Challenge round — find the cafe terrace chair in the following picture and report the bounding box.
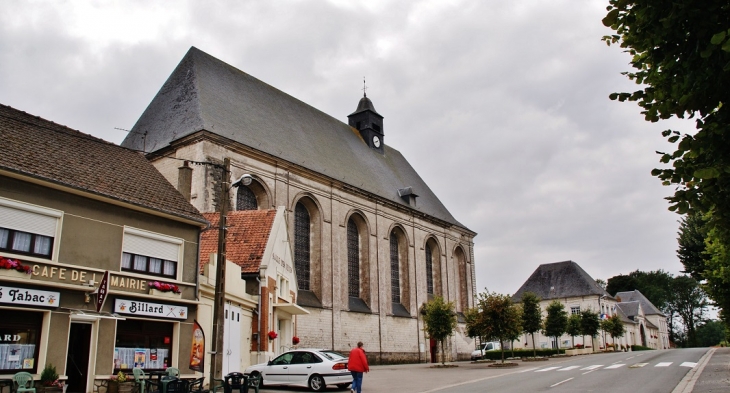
[13,372,36,393]
[132,368,150,393]
[223,373,245,393]
[165,368,180,378]
[187,377,207,393]
[162,378,187,393]
[244,374,260,393]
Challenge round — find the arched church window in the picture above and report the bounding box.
[425,245,434,295]
[390,232,400,303]
[294,202,310,290]
[236,186,257,210]
[347,218,359,298]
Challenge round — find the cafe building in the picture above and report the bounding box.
[0,104,207,393]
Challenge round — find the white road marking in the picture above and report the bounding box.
[655,362,672,367]
[518,367,539,373]
[680,362,697,368]
[550,378,574,387]
[629,363,648,368]
[604,364,625,369]
[558,366,580,371]
[580,365,603,371]
[535,367,560,372]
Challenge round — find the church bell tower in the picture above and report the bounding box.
[348,88,384,154]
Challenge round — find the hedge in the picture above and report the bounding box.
[477,348,565,360]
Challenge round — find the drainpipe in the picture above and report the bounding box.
[256,276,262,364]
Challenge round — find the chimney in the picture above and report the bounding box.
[178,161,193,201]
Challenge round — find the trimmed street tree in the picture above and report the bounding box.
[580,310,601,349]
[521,292,542,357]
[601,314,625,350]
[544,300,568,350]
[670,275,708,347]
[469,291,522,363]
[422,296,458,365]
[566,314,582,348]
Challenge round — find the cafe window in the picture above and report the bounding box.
[0,197,61,259]
[114,319,173,371]
[122,228,182,279]
[0,309,43,373]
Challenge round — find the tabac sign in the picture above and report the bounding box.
[0,286,60,307]
[114,299,188,320]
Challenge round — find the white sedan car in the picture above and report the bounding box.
[244,349,352,391]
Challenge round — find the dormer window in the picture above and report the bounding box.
[398,187,418,206]
[355,121,361,129]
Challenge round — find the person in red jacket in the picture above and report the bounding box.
[347,341,369,393]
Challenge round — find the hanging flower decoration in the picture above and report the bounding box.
[0,256,32,274]
[292,336,300,345]
[267,331,278,340]
[148,281,181,294]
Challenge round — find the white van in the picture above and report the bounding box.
[470,341,501,360]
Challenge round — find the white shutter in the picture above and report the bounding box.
[0,204,59,237]
[123,233,180,262]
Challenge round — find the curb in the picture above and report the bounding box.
[671,347,716,393]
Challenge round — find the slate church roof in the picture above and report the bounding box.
[512,260,610,301]
[121,47,469,230]
[0,104,206,225]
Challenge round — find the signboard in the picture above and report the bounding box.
[0,286,60,307]
[189,320,205,372]
[95,271,109,312]
[114,299,188,320]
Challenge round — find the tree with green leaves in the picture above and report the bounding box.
[702,227,730,327]
[468,291,522,363]
[566,314,582,348]
[670,275,708,347]
[543,300,568,350]
[677,214,709,281]
[600,314,625,350]
[603,0,730,329]
[580,310,601,349]
[696,320,728,347]
[520,292,542,357]
[422,296,458,365]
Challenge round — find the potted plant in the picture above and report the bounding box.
[0,256,32,279]
[107,371,133,393]
[292,336,300,345]
[40,363,63,393]
[267,330,278,340]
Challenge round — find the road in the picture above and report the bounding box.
[255,348,715,393]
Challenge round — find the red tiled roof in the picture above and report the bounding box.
[200,210,276,274]
[0,104,206,225]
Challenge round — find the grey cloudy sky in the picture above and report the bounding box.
[0,0,692,295]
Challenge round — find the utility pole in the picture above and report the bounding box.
[210,158,230,386]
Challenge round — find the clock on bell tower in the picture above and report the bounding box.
[347,87,384,154]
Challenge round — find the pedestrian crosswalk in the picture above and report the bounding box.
[527,361,696,373]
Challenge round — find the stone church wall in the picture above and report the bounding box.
[151,139,476,363]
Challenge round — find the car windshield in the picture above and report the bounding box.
[318,350,347,361]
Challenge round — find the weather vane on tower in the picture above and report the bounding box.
[362,77,368,97]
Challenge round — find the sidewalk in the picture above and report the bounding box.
[689,347,730,393]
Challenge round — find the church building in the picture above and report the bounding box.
[121,47,477,363]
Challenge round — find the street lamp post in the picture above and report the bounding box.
[208,158,252,387]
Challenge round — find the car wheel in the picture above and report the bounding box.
[308,374,326,392]
[249,372,263,388]
[336,383,351,390]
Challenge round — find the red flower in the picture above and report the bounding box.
[0,256,32,274]
[148,281,181,294]
[292,336,300,345]
[267,331,278,340]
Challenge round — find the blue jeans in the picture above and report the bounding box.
[351,371,363,393]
